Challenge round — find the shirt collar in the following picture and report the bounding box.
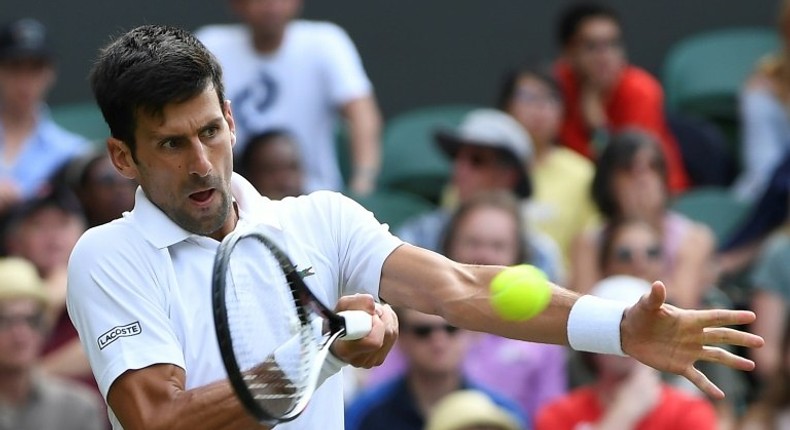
[128,172,281,249]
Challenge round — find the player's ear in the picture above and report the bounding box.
[224,100,237,148]
[107,137,139,180]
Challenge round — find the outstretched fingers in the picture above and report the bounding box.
[703,327,765,349]
[683,366,725,400]
[699,345,756,371]
[692,308,758,330]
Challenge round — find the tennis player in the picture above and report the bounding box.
[66,24,763,430]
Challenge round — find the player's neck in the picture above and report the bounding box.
[406,370,462,417]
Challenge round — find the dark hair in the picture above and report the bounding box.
[591,129,668,219]
[440,190,530,264]
[236,128,297,177]
[495,64,561,111]
[90,25,225,159]
[557,1,621,47]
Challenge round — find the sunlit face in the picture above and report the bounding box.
[245,135,303,200]
[0,299,46,372]
[449,206,520,266]
[604,222,663,282]
[566,17,626,90]
[452,145,518,202]
[611,147,666,218]
[9,207,85,277]
[230,0,302,37]
[0,58,54,113]
[109,85,236,239]
[506,75,563,147]
[398,309,468,376]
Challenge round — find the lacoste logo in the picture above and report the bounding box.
[296,266,315,279]
[97,321,142,350]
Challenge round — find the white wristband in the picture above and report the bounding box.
[567,295,629,356]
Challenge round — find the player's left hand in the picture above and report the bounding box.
[330,294,398,368]
[621,281,764,399]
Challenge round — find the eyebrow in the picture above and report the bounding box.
[145,116,225,142]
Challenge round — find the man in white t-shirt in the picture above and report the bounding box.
[195,0,381,195]
[67,24,763,430]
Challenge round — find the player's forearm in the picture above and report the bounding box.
[108,367,269,430]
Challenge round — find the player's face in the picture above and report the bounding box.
[109,85,237,239]
[506,75,563,147]
[567,17,626,90]
[0,299,45,372]
[449,206,520,266]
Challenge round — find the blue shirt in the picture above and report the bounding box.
[344,375,527,430]
[0,106,90,198]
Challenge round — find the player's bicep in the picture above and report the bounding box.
[107,364,187,430]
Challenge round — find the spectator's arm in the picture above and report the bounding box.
[668,223,716,309]
[750,288,786,380]
[341,95,382,196]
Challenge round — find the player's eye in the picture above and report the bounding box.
[202,126,220,139]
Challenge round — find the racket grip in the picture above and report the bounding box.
[338,310,373,340]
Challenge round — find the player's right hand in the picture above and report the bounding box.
[331,294,398,368]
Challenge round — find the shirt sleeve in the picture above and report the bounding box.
[313,191,402,300]
[66,226,186,400]
[319,23,373,106]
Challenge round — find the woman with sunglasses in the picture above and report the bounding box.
[570,129,717,310]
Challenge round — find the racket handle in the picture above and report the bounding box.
[338,310,373,340]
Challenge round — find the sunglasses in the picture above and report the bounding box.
[404,323,460,339]
[613,245,662,263]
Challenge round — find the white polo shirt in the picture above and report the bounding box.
[66,173,402,429]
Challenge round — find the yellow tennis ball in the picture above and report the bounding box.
[490,264,551,321]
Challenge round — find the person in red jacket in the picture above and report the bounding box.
[554,2,689,192]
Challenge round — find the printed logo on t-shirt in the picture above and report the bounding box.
[97,321,142,350]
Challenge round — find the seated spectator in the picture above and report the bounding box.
[535,275,718,430]
[748,226,790,382]
[0,18,89,212]
[553,2,688,192]
[497,65,599,271]
[1,188,94,390]
[344,308,525,430]
[60,151,136,227]
[235,129,304,199]
[358,192,567,422]
[196,0,382,195]
[571,129,715,309]
[0,257,104,430]
[731,0,790,203]
[397,108,563,282]
[739,315,790,430]
[425,390,522,430]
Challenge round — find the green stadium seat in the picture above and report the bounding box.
[662,27,779,153]
[378,104,481,204]
[350,189,435,231]
[50,101,109,148]
[670,186,752,245]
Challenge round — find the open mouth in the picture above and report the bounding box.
[189,189,215,204]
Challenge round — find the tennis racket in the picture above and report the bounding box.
[212,223,372,426]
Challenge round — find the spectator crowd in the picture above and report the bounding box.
[2,0,790,429]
